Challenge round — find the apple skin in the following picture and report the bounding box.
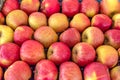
[29,12,47,30]
[20,40,45,65]
[2,0,19,16]
[112,13,120,29]
[117,48,120,56]
[47,42,71,65]
[110,66,120,80]
[0,12,5,24]
[20,0,40,15]
[104,29,120,49]
[0,43,20,68]
[59,28,81,48]
[34,26,58,48]
[14,26,34,45]
[62,0,80,17]
[80,0,99,17]
[82,27,104,48]
[0,25,14,45]
[100,0,120,17]
[0,67,3,80]
[59,61,82,80]
[41,0,60,17]
[70,13,90,32]
[34,59,58,80]
[96,45,118,68]
[91,14,112,32]
[4,61,32,80]
[84,62,111,80]
[6,10,28,30]
[48,13,69,32]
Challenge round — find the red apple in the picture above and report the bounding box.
[62,0,80,17]
[0,67,3,80]
[72,42,96,67]
[20,40,45,65]
[34,59,58,80]
[2,0,19,16]
[14,26,34,45]
[4,61,32,80]
[91,14,112,32]
[84,62,111,80]
[59,28,81,48]
[0,43,20,68]
[0,12,5,24]
[41,0,60,17]
[47,42,71,65]
[112,13,120,29]
[20,0,40,15]
[59,61,82,80]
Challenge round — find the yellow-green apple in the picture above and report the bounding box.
[62,0,80,17]
[2,0,19,16]
[91,14,112,32]
[59,28,81,48]
[80,0,99,17]
[84,62,111,80]
[34,26,58,48]
[29,12,47,30]
[72,42,96,67]
[6,10,28,30]
[112,13,120,29]
[20,0,40,15]
[110,66,120,80]
[82,27,104,48]
[104,29,120,49]
[0,43,20,68]
[0,67,3,80]
[59,61,82,80]
[47,42,71,65]
[70,13,90,32]
[96,45,118,68]
[41,0,60,17]
[0,12,5,24]
[48,13,69,32]
[100,0,120,17]
[20,40,45,65]
[0,25,14,45]
[14,26,34,45]
[4,61,32,80]
[34,59,58,80]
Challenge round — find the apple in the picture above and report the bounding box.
[34,59,58,80]
[91,14,112,32]
[84,62,111,80]
[59,61,82,80]
[72,42,96,67]
[59,28,81,48]
[41,0,60,17]
[100,0,120,17]
[104,29,120,49]
[29,12,47,30]
[14,26,34,45]
[70,13,90,32]
[117,48,120,56]
[48,13,69,32]
[82,27,104,48]
[4,61,32,80]
[112,13,120,29]
[2,0,19,16]
[96,45,118,68]
[110,66,120,80]
[20,40,45,65]
[0,67,3,80]
[0,12,5,24]
[62,0,80,17]
[0,43,20,68]
[6,10,28,30]
[47,42,71,65]
[20,0,40,15]
[0,25,13,45]
[80,0,99,17]
[34,26,58,48]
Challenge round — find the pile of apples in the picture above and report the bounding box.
[0,0,120,80]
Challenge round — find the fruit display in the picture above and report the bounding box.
[0,0,120,80]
